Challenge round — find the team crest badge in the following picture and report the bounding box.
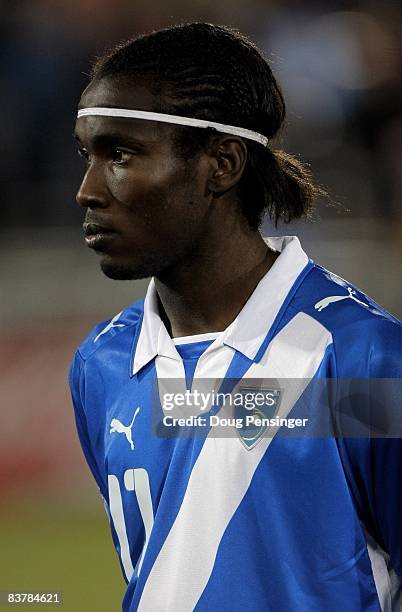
[235,385,281,450]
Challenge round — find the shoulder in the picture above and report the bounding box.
[73,297,144,363]
[290,263,402,376]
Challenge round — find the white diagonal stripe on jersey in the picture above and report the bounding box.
[365,528,401,612]
[138,313,332,611]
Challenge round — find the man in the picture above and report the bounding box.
[70,23,401,611]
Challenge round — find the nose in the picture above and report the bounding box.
[76,161,109,209]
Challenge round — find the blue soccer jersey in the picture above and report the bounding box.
[69,236,402,611]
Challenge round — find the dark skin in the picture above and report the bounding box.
[75,76,278,338]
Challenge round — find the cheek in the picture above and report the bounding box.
[106,164,205,231]
[105,159,181,205]
[106,169,144,205]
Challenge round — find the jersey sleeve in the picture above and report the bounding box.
[336,320,402,583]
[366,324,402,583]
[69,349,135,582]
[69,349,108,500]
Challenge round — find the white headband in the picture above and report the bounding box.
[77,107,269,147]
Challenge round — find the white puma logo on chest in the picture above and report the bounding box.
[110,407,140,450]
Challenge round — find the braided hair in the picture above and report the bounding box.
[91,22,320,229]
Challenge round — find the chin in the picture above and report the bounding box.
[97,240,196,281]
[99,255,166,281]
[99,261,150,280]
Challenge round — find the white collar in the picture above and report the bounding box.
[132,236,309,375]
[173,332,221,345]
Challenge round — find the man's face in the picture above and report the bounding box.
[74,77,213,280]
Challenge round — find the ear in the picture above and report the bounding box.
[206,136,248,196]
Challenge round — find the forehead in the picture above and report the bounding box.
[79,76,156,110]
[76,77,170,142]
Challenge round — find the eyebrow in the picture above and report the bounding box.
[73,130,152,149]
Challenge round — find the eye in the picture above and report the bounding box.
[77,147,89,163]
[111,148,134,165]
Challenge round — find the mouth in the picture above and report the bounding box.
[83,223,118,250]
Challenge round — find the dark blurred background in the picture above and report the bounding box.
[1,1,401,610]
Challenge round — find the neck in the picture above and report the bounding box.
[154,222,278,338]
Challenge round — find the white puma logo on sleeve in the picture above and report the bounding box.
[314,287,369,312]
[94,311,125,342]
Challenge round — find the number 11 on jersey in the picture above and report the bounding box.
[108,468,154,581]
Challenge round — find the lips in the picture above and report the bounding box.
[83,222,114,236]
[83,222,117,249]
